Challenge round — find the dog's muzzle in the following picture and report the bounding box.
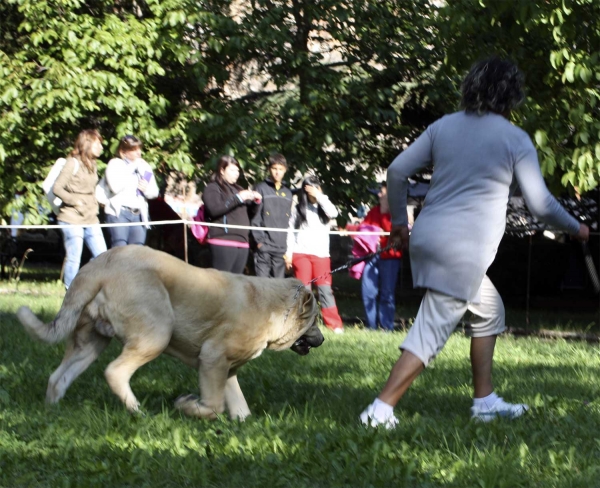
[291,325,325,356]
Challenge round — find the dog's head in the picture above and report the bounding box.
[289,287,324,356]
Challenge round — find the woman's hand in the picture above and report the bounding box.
[574,223,590,242]
[389,225,410,252]
[137,179,149,194]
[284,254,293,271]
[304,185,322,199]
[238,190,255,201]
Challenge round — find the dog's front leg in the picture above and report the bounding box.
[224,374,251,421]
[175,342,230,419]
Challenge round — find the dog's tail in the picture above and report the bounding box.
[16,275,103,344]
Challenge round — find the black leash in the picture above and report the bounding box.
[284,244,396,324]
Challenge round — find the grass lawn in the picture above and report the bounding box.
[1,268,600,487]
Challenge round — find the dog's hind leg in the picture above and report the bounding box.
[46,324,111,404]
[104,333,171,412]
[224,374,251,420]
[175,342,230,419]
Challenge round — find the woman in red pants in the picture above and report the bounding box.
[284,176,344,333]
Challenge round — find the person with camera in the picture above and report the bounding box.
[360,57,590,428]
[103,135,159,247]
[203,155,262,274]
[251,153,294,278]
[285,175,344,333]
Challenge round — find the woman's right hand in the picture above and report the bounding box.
[389,225,410,252]
[574,223,590,242]
[238,190,255,201]
[284,254,293,271]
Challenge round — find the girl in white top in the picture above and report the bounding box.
[285,175,343,332]
[104,135,159,246]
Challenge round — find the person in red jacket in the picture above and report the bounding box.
[360,182,402,331]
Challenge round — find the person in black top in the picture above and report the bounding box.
[251,154,294,278]
[202,156,262,273]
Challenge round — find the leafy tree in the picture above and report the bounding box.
[0,0,205,222]
[7,0,598,227]
[1,0,442,224]
[438,0,600,194]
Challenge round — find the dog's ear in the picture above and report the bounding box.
[296,287,318,324]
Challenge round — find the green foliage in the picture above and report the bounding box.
[439,0,600,193]
[1,0,599,226]
[0,0,441,225]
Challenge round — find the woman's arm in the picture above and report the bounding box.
[137,160,159,199]
[52,157,81,205]
[105,158,130,194]
[514,139,580,235]
[202,183,244,220]
[387,127,434,227]
[316,193,338,219]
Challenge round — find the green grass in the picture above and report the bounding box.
[2,271,600,486]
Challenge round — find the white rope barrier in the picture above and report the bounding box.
[0,220,391,235]
[0,221,596,236]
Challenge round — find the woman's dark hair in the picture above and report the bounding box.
[117,135,142,157]
[295,175,329,228]
[460,57,525,115]
[212,155,243,192]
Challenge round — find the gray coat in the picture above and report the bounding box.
[387,111,580,302]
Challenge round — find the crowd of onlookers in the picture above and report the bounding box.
[47,133,400,335]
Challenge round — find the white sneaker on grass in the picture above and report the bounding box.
[471,397,529,422]
[359,404,399,429]
[333,328,344,334]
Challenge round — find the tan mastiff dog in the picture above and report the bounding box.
[16,246,324,420]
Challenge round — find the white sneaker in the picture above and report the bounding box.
[359,404,399,429]
[333,328,344,334]
[471,397,529,422]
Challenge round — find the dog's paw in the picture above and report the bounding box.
[175,393,199,405]
[125,400,141,413]
[174,394,219,419]
[131,408,147,418]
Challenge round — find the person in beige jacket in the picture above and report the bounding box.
[52,129,107,288]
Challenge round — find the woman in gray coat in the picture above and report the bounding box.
[360,58,589,428]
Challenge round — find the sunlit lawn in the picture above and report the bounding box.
[1,266,600,486]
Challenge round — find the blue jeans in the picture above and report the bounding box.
[361,255,401,330]
[59,221,107,288]
[106,208,147,247]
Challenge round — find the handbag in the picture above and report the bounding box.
[191,205,209,244]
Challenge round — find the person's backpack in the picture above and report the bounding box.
[42,157,79,214]
[95,175,112,207]
[191,205,209,244]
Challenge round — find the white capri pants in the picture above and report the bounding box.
[401,275,505,367]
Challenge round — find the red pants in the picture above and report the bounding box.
[292,253,343,330]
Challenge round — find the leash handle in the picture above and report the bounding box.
[581,242,600,294]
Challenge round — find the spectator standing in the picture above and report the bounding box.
[104,135,159,247]
[359,182,403,331]
[52,129,107,289]
[360,57,589,428]
[285,175,344,333]
[251,154,294,278]
[203,155,262,274]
